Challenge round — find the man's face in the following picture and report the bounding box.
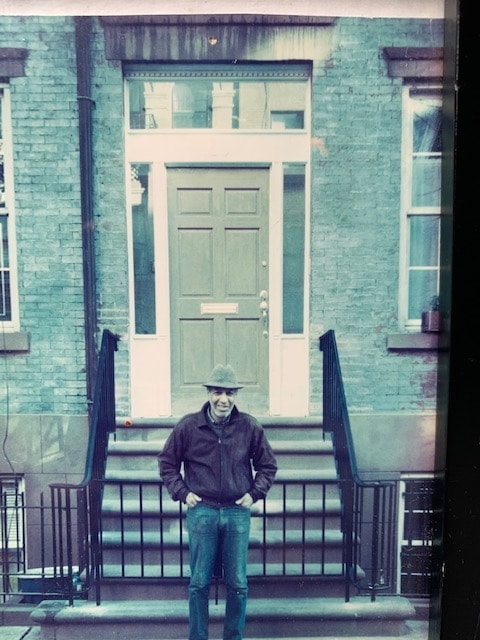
[207,387,237,423]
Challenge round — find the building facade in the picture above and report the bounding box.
[0,5,449,502]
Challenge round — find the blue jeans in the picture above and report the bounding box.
[186,503,251,640]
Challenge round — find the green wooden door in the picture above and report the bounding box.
[168,167,269,415]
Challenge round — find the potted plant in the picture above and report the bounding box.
[421,294,442,333]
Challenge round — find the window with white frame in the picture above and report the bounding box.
[400,86,442,331]
[0,84,18,329]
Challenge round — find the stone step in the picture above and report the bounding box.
[30,596,417,639]
[104,467,339,484]
[109,439,332,454]
[97,572,349,600]
[100,564,346,582]
[100,527,345,567]
[101,528,343,549]
[101,496,341,518]
[116,417,324,429]
[113,419,326,443]
[107,438,335,471]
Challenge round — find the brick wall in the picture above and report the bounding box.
[310,17,444,413]
[0,15,446,420]
[2,16,86,415]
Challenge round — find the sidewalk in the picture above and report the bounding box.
[0,619,431,640]
[1,627,42,640]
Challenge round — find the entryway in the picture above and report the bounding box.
[125,64,311,418]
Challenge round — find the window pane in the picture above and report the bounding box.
[0,269,11,321]
[283,164,305,334]
[173,81,212,128]
[131,164,156,334]
[0,216,9,268]
[0,92,4,208]
[0,215,11,319]
[412,156,441,207]
[0,88,14,324]
[409,216,440,267]
[413,101,442,153]
[413,97,442,153]
[411,95,442,208]
[128,77,307,130]
[408,269,438,319]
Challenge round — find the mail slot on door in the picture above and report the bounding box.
[201,303,239,314]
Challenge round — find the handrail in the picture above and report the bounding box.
[48,329,119,605]
[50,329,119,490]
[320,329,378,488]
[319,329,397,601]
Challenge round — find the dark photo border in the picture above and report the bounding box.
[440,0,480,637]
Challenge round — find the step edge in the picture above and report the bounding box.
[116,417,324,429]
[30,596,416,625]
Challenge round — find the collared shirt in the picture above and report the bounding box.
[207,405,231,437]
[158,402,278,507]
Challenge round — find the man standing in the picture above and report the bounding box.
[159,364,278,640]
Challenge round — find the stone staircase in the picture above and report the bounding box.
[30,418,418,639]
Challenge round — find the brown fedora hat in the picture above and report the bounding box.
[203,364,243,390]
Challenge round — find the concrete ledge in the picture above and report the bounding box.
[387,331,448,350]
[108,438,332,455]
[31,596,417,639]
[0,331,30,352]
[350,413,442,479]
[0,601,38,625]
[105,467,338,483]
[116,416,324,428]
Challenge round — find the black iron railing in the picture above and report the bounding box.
[0,328,439,605]
[99,475,341,581]
[3,329,119,606]
[320,329,398,601]
[48,329,118,605]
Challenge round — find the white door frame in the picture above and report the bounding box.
[126,131,310,417]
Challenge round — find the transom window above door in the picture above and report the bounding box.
[125,63,310,131]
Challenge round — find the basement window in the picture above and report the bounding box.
[398,475,442,597]
[0,476,25,553]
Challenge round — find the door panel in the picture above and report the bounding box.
[179,319,214,383]
[225,230,259,294]
[178,229,213,295]
[168,167,269,415]
[226,319,261,382]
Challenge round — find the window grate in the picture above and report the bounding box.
[0,476,25,551]
[399,476,443,596]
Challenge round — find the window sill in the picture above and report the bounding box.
[387,331,449,351]
[0,332,30,353]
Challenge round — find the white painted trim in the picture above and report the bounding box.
[399,84,443,332]
[398,85,412,331]
[269,163,283,416]
[127,132,310,163]
[4,0,445,19]
[126,136,311,417]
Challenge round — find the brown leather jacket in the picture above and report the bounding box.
[158,403,278,507]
